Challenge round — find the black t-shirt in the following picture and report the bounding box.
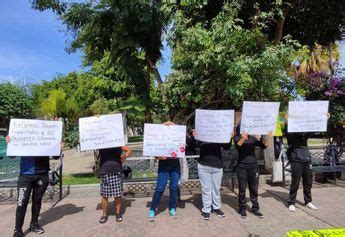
[158,158,180,172]
[284,125,312,163]
[198,142,231,169]
[234,135,267,168]
[99,147,122,175]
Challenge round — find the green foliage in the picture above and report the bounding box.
[0,83,33,122]
[64,121,79,148]
[166,3,299,121]
[238,0,344,46]
[89,98,111,115]
[38,89,67,118]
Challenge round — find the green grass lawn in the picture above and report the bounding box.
[128,136,143,143]
[63,170,157,185]
[63,173,99,185]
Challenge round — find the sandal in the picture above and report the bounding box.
[99,216,108,224]
[116,213,123,222]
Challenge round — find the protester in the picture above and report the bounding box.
[192,129,233,220]
[186,128,197,156]
[98,145,132,223]
[234,125,272,219]
[6,136,63,237]
[148,121,186,222]
[283,113,330,212]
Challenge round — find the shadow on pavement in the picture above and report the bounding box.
[260,189,305,207]
[145,194,203,216]
[96,198,135,216]
[145,192,240,216]
[39,203,85,226]
[222,192,240,211]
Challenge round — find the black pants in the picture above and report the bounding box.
[237,166,259,211]
[15,174,49,231]
[289,161,312,205]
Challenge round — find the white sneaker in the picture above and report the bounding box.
[306,203,318,210]
[288,205,296,212]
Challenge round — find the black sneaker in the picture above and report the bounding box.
[253,210,264,219]
[13,229,24,237]
[99,215,108,224]
[213,209,225,218]
[116,213,123,222]
[239,210,247,219]
[201,212,210,220]
[29,223,45,234]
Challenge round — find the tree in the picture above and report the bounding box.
[166,3,298,123]
[89,97,111,115]
[31,0,169,122]
[0,83,34,128]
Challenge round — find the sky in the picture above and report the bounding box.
[0,1,172,83]
[0,1,343,84]
[0,1,83,83]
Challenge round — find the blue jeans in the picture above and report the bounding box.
[150,160,180,211]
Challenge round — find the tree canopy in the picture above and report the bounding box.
[28,0,344,146]
[0,83,34,127]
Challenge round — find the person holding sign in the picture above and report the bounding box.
[98,145,132,223]
[192,129,233,220]
[148,121,182,222]
[6,136,63,237]
[284,112,330,212]
[234,125,272,219]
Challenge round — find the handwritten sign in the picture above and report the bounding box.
[6,119,63,156]
[79,114,125,151]
[143,123,186,158]
[195,109,234,143]
[240,101,280,135]
[288,101,329,132]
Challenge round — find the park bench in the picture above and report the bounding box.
[282,145,345,186]
[0,137,64,206]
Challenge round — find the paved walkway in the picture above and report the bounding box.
[62,144,143,174]
[1,184,344,236]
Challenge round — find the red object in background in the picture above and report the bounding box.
[180,146,185,153]
[171,152,177,157]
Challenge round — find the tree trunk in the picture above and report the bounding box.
[145,54,167,104]
[172,107,189,124]
[183,98,226,123]
[274,18,284,44]
[145,62,153,123]
[274,0,296,45]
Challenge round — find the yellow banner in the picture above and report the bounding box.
[286,229,345,237]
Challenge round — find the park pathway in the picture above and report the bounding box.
[1,183,344,236]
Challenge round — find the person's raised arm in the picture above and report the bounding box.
[155,156,167,161]
[236,132,248,147]
[263,130,273,147]
[121,146,132,162]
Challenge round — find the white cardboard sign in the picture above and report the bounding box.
[240,101,280,135]
[6,119,63,157]
[143,123,186,158]
[79,114,125,151]
[195,109,234,143]
[288,101,329,132]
